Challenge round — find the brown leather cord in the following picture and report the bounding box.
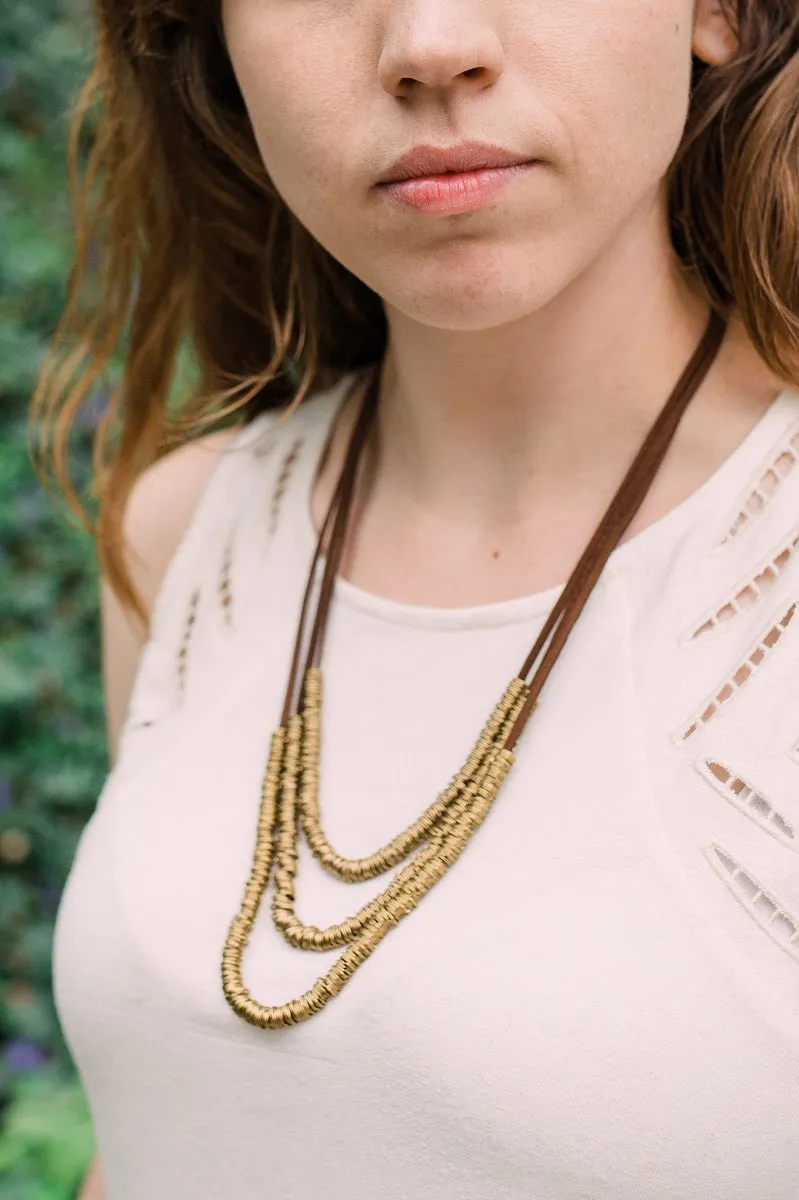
[280,371,379,724]
[279,420,350,724]
[305,372,380,672]
[506,307,728,748]
[282,309,727,749]
[514,311,726,681]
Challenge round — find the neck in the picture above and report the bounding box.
[313,202,785,607]
[374,208,779,531]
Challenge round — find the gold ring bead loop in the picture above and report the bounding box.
[221,310,729,1029]
[271,675,529,953]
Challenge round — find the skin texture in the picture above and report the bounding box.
[220,0,785,606]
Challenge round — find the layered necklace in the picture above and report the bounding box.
[221,310,728,1029]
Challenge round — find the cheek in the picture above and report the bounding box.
[550,8,692,211]
[222,13,361,214]
[220,0,695,293]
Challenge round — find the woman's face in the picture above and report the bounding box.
[220,0,735,331]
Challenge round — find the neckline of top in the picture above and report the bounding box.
[268,372,799,633]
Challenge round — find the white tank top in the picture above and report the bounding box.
[53,372,799,1199]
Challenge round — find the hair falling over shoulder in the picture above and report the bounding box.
[28,0,799,630]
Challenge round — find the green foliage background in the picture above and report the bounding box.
[3,2,119,1195]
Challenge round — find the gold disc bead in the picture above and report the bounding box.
[298,670,526,881]
[221,728,285,1001]
[221,682,523,1027]
[270,713,303,930]
[274,677,528,950]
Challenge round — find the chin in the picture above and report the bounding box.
[366,233,574,331]
[386,273,566,332]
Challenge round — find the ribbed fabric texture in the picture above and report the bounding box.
[53,374,799,1199]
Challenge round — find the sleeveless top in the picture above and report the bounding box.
[53,372,799,1200]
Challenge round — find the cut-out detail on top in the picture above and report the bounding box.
[269,437,304,537]
[686,525,799,640]
[695,758,796,847]
[219,534,235,627]
[717,421,799,546]
[677,602,797,741]
[704,843,799,963]
[176,587,201,697]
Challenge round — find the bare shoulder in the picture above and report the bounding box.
[100,426,243,765]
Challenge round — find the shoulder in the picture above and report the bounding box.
[101,374,361,756]
[100,423,254,761]
[121,426,248,622]
[112,373,358,621]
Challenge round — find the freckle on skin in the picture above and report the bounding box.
[492,550,500,560]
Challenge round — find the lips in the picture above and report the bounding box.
[377,141,536,185]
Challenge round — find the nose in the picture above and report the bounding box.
[378,1,504,98]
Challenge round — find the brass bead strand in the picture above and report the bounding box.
[274,678,530,952]
[221,742,516,1030]
[279,742,507,953]
[222,668,531,1021]
[417,678,530,850]
[298,670,527,881]
[407,747,515,884]
[270,713,304,934]
[220,728,286,1006]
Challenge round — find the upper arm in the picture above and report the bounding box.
[99,427,242,767]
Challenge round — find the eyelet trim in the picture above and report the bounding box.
[717,420,799,547]
[219,534,235,627]
[677,602,797,741]
[704,843,799,962]
[269,437,304,537]
[686,526,799,641]
[176,587,201,697]
[695,758,796,847]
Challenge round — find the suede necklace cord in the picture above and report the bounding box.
[221,308,729,1029]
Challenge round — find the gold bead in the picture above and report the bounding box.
[221,674,527,1027]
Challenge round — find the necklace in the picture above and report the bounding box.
[221,310,728,1029]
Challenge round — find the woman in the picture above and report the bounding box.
[33,0,799,1196]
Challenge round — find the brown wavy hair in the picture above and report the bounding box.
[28,0,799,631]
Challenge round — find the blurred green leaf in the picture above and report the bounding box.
[0,1074,94,1195]
[1,3,108,1195]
